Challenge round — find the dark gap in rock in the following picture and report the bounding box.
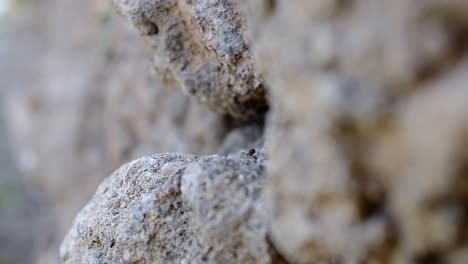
[142,21,159,36]
[266,235,290,264]
[332,117,387,220]
[413,251,443,264]
[218,111,266,154]
[452,133,468,206]
[264,0,277,18]
[333,0,355,17]
[416,12,468,84]
[232,85,270,120]
[222,110,266,131]
[449,133,468,245]
[353,161,387,220]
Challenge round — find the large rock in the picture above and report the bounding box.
[60,152,271,263]
[113,0,268,119]
[2,0,239,262]
[12,0,468,263]
[240,0,468,263]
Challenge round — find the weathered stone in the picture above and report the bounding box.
[60,152,271,264]
[240,0,468,263]
[9,0,468,263]
[2,1,232,262]
[181,153,270,263]
[113,0,267,119]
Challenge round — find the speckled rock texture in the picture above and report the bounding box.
[113,0,267,119]
[3,1,262,262]
[60,152,271,264]
[239,0,468,263]
[50,0,468,263]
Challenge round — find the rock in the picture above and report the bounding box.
[113,0,268,119]
[3,1,268,261]
[11,0,468,263]
[239,0,468,263]
[61,152,271,264]
[101,46,228,162]
[4,0,229,235]
[3,0,233,261]
[181,153,270,263]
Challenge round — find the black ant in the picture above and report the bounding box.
[239,148,257,160]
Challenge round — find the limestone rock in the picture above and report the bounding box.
[60,152,271,264]
[240,0,468,263]
[113,0,267,119]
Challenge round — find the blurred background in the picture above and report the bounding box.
[0,0,236,263]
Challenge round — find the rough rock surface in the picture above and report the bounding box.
[10,0,468,263]
[61,152,271,264]
[240,0,468,263]
[113,0,267,119]
[2,0,261,262]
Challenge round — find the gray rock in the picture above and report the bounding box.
[239,0,468,263]
[60,153,271,264]
[3,2,230,260]
[113,0,267,119]
[181,154,270,263]
[4,2,263,260]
